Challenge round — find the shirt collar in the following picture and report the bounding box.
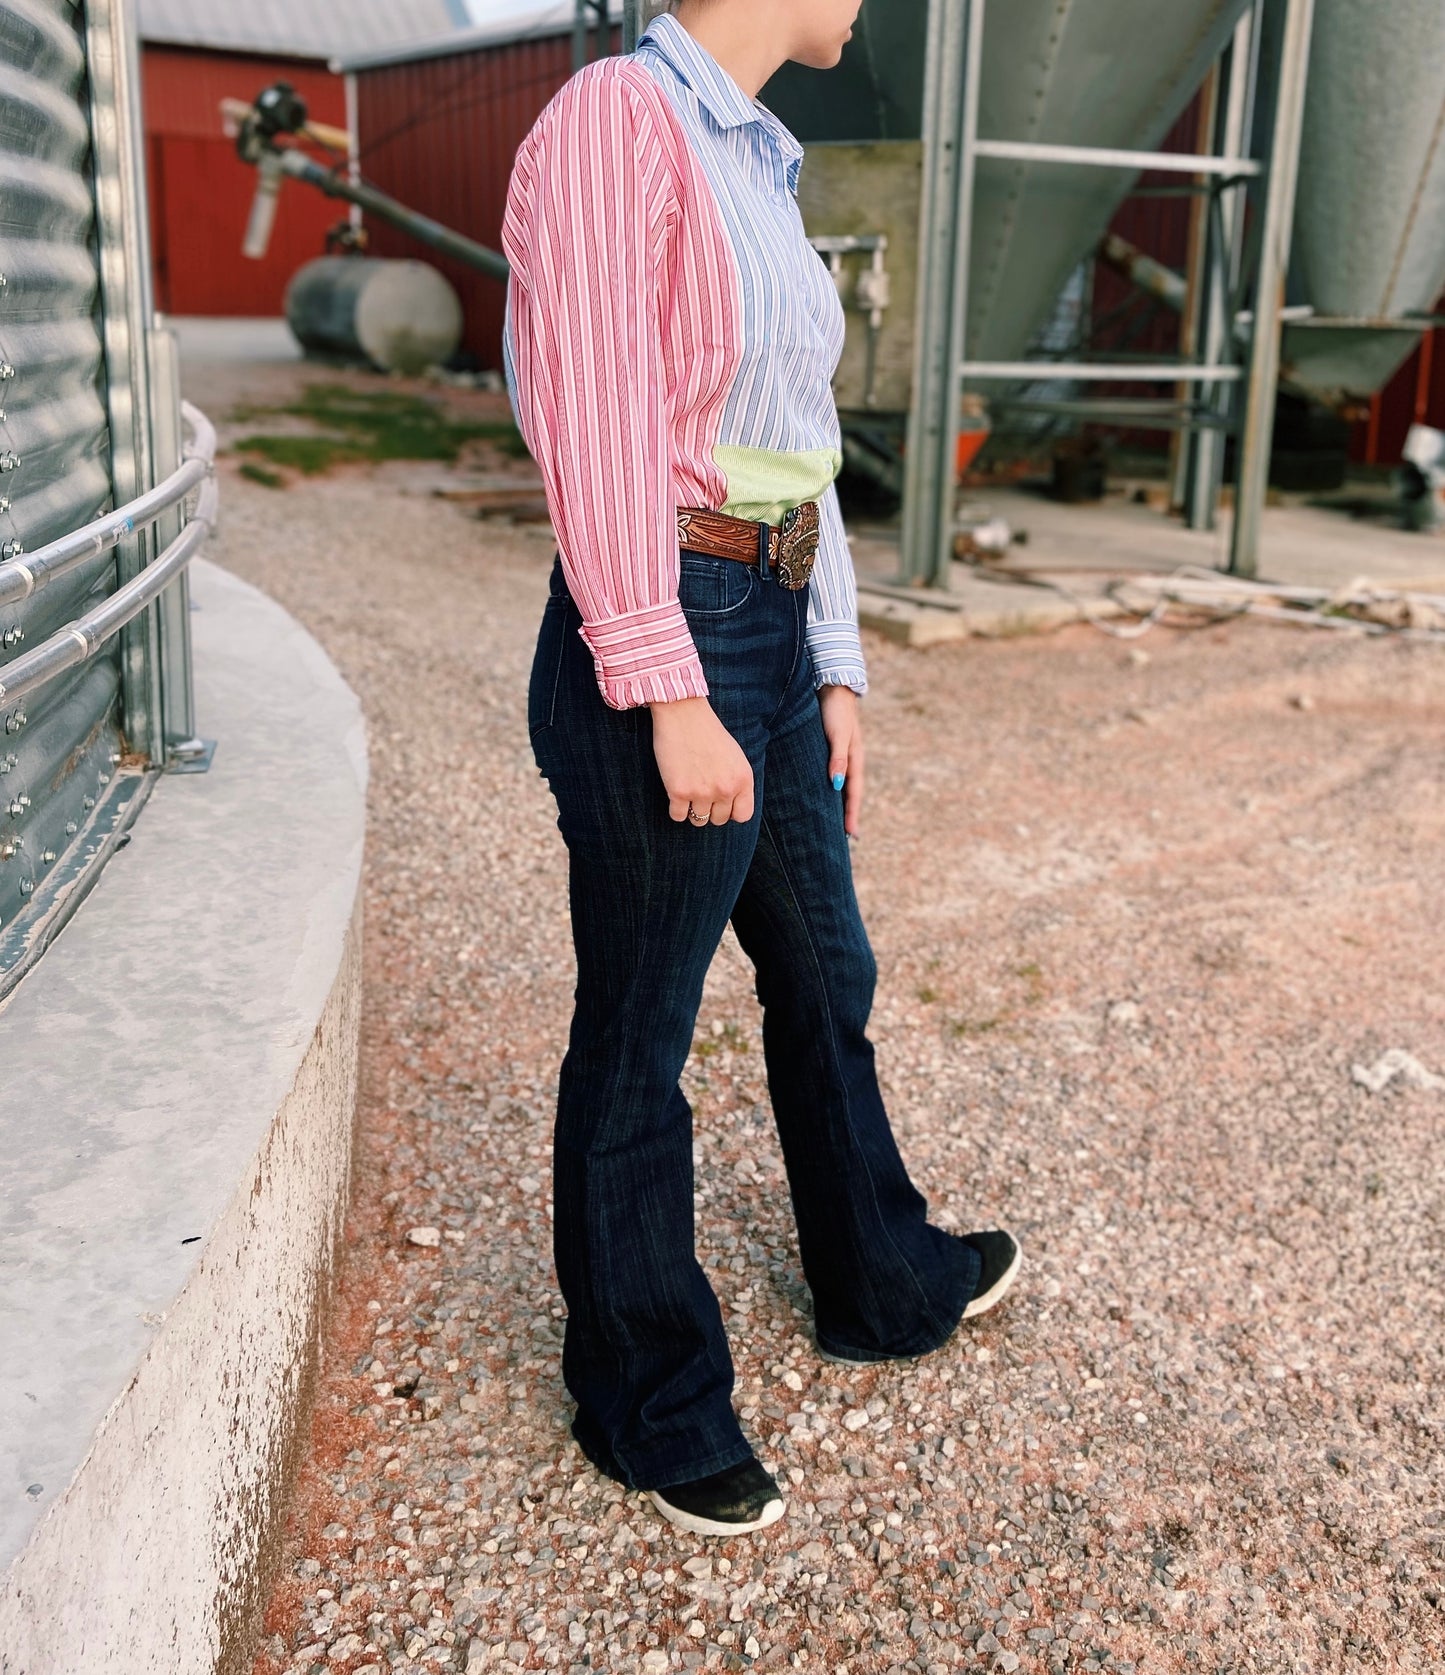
[640,11,806,186]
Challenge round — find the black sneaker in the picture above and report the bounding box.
[960,1228,1023,1318]
[649,1456,785,1536]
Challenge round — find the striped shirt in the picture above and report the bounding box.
[500,11,867,711]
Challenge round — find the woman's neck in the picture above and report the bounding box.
[668,2,787,101]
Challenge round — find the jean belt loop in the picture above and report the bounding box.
[756,517,771,581]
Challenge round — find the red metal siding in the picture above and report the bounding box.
[1351,295,1445,467]
[142,45,348,315]
[355,32,615,368]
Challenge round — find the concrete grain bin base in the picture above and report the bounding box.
[0,559,368,1674]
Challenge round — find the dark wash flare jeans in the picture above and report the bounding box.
[527,549,981,1491]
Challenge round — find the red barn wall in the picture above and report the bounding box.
[354,31,615,369]
[142,44,348,316]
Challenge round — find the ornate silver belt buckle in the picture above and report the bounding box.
[773,501,820,589]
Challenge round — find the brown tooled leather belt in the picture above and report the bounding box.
[676,501,821,590]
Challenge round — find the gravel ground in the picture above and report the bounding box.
[205,367,1445,1675]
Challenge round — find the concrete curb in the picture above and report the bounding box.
[0,558,368,1673]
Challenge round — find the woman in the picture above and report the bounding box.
[500,0,1022,1537]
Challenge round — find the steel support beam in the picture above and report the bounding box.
[573,0,612,69]
[973,138,1260,178]
[84,0,166,765]
[623,0,665,54]
[899,0,984,588]
[1229,0,1316,576]
[959,361,1241,383]
[1183,8,1260,530]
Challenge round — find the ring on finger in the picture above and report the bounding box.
[687,801,709,826]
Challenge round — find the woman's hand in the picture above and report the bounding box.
[649,696,755,825]
[819,684,865,836]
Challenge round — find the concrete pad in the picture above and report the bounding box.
[0,558,367,1673]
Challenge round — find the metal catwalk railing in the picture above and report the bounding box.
[0,403,217,706]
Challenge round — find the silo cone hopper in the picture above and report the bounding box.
[1280,0,1445,407]
[965,0,1254,365]
[770,0,1255,415]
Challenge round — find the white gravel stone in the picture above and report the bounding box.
[204,362,1445,1675]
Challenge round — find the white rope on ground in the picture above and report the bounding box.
[974,558,1445,642]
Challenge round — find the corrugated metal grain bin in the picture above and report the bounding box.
[0,0,210,994]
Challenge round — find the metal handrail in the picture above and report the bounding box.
[959,361,1243,381]
[0,400,216,609]
[0,402,216,705]
[973,139,1261,178]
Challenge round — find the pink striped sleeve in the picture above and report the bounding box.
[501,63,708,711]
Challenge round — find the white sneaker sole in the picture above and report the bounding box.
[817,1348,873,1368]
[961,1235,1023,1318]
[648,1489,786,1537]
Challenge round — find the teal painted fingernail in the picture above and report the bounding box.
[832,772,845,791]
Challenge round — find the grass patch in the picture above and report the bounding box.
[950,1015,1002,1038]
[238,460,286,489]
[233,382,528,475]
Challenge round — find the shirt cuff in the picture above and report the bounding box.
[577,597,710,711]
[807,622,868,697]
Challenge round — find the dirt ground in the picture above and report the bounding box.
[192,360,1445,1675]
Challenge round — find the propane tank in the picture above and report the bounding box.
[284,257,463,375]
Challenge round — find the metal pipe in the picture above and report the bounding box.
[900,0,985,589]
[149,325,198,755]
[85,0,165,760]
[623,0,662,53]
[1099,233,1189,311]
[1230,0,1316,578]
[276,150,510,281]
[0,405,214,607]
[0,471,217,706]
[1185,9,1259,531]
[1169,68,1222,509]
[973,138,1261,178]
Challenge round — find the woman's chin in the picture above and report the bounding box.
[796,42,848,70]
